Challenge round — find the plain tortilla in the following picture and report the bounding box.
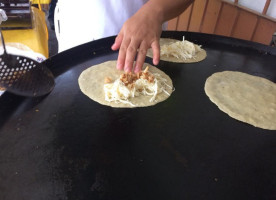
[205,71,276,130]
[78,61,174,108]
[147,38,207,63]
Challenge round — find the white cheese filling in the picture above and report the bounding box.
[160,37,202,60]
[103,73,172,106]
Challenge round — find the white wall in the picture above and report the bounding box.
[226,0,276,19]
[267,0,276,19]
[238,0,267,13]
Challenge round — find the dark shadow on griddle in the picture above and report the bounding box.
[0,93,25,127]
[0,92,52,128]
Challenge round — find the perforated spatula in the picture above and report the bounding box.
[0,30,55,97]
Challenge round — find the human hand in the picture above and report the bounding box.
[111,5,163,73]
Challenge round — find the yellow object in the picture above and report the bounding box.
[31,0,51,4]
[2,6,49,58]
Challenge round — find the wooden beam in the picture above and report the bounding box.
[262,0,271,15]
[252,18,276,45]
[199,0,209,32]
[213,1,223,34]
[188,0,208,32]
[230,7,240,37]
[250,17,259,41]
[186,2,194,31]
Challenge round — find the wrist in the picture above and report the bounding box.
[141,1,166,25]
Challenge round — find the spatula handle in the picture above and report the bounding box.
[0,29,7,55]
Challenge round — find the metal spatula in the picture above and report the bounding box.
[0,30,55,97]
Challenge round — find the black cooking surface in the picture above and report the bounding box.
[0,31,276,200]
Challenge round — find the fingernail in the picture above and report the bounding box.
[153,59,159,65]
[111,43,116,49]
[117,63,123,70]
[125,65,131,73]
[134,65,140,73]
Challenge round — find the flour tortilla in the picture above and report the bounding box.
[78,61,173,108]
[147,38,207,63]
[205,71,276,130]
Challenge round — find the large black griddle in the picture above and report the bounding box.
[0,31,276,200]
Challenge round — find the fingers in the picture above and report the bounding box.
[124,40,140,72]
[116,35,130,71]
[111,33,123,51]
[116,37,140,73]
[112,32,160,73]
[112,33,125,71]
[151,40,160,66]
[134,41,148,73]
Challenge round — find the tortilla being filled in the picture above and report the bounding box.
[147,38,207,63]
[78,61,174,108]
[205,71,276,130]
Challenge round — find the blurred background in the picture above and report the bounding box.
[0,0,275,59]
[167,0,276,46]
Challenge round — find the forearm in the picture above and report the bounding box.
[142,0,195,24]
